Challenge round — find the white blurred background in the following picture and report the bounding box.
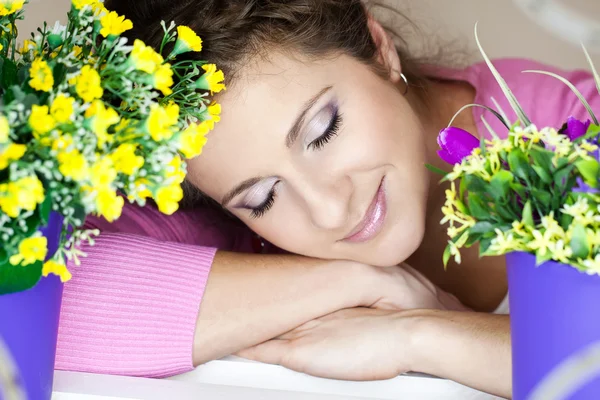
[18,0,600,69]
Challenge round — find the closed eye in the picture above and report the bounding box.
[308,109,342,151]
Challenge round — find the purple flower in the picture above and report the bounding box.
[437,127,480,165]
[562,117,591,141]
[573,177,600,194]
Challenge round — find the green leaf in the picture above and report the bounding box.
[469,221,495,235]
[532,165,552,184]
[52,63,67,87]
[554,164,575,187]
[39,195,52,225]
[2,57,17,88]
[447,103,510,130]
[529,147,554,173]
[474,23,531,127]
[522,201,534,227]
[47,34,63,50]
[24,210,42,238]
[507,149,531,181]
[479,238,494,257]
[510,183,527,199]
[0,260,43,295]
[425,163,448,176]
[443,244,452,268]
[496,202,517,221]
[459,176,467,199]
[532,188,552,208]
[465,174,488,193]
[575,159,600,185]
[467,194,489,220]
[523,70,598,125]
[570,224,590,259]
[489,170,514,200]
[582,44,600,96]
[560,212,574,232]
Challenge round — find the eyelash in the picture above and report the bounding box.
[308,111,342,151]
[250,183,278,219]
[249,110,342,218]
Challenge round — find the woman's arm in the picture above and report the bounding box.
[239,308,511,399]
[407,309,511,398]
[193,258,467,365]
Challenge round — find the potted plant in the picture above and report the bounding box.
[0,0,225,398]
[433,25,600,399]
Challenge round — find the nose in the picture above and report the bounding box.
[294,174,352,231]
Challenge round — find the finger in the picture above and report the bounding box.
[235,339,290,365]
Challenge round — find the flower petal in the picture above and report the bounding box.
[564,116,591,141]
[437,127,479,164]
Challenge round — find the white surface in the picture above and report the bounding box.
[54,356,504,400]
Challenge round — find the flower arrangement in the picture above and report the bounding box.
[435,26,600,274]
[0,0,225,294]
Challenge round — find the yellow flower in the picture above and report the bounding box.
[72,45,83,58]
[551,240,573,264]
[583,254,600,276]
[204,102,221,130]
[179,121,209,159]
[0,183,18,217]
[85,100,120,148]
[129,39,163,74]
[71,65,103,103]
[0,44,3,51]
[14,175,44,212]
[29,58,54,92]
[0,143,26,169]
[95,188,124,222]
[0,0,25,16]
[20,39,35,54]
[9,235,48,266]
[51,94,76,123]
[489,229,523,255]
[527,229,555,258]
[90,157,117,188]
[72,0,100,10]
[0,115,9,143]
[52,133,74,152]
[146,103,179,141]
[447,240,462,264]
[58,150,89,181]
[100,11,133,38]
[42,259,72,283]
[154,63,174,95]
[165,154,186,184]
[196,64,226,94]
[155,184,183,215]
[110,143,144,175]
[129,178,153,201]
[29,105,56,135]
[172,25,202,56]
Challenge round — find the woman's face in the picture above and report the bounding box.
[187,47,430,267]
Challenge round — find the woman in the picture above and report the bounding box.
[55,0,598,398]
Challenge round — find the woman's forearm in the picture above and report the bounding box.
[192,251,370,365]
[405,310,512,398]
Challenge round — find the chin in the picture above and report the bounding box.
[355,224,425,268]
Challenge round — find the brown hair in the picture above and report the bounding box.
[105,0,428,208]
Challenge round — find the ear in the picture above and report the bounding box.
[367,16,402,84]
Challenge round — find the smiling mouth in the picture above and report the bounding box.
[342,177,387,243]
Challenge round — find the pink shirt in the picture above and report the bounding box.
[56,58,600,377]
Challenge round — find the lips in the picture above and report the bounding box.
[343,178,387,243]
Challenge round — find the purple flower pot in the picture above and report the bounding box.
[507,252,600,399]
[0,212,65,400]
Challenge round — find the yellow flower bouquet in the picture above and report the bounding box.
[0,0,225,295]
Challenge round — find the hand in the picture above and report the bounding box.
[357,262,469,312]
[238,308,413,381]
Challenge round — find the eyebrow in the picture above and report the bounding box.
[221,86,333,207]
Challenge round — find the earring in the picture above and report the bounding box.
[401,73,409,96]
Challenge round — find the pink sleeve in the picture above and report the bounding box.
[55,201,253,377]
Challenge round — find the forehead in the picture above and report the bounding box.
[186,52,370,198]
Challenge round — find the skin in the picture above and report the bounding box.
[186,17,511,399]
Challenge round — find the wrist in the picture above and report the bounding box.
[391,309,441,374]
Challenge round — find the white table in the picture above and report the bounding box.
[52,356,504,400]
